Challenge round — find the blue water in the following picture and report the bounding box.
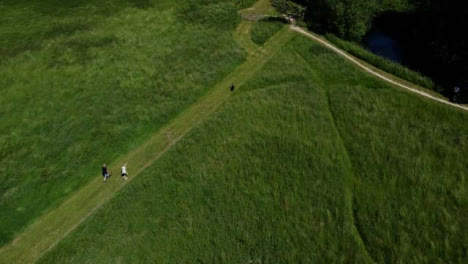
[364,30,403,63]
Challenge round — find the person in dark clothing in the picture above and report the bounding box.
[451,86,461,103]
[102,164,111,183]
[230,83,235,92]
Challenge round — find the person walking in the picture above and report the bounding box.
[230,83,235,92]
[102,164,110,183]
[121,162,128,181]
[452,86,461,103]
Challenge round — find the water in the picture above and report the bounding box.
[364,30,403,63]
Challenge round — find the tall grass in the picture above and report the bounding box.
[0,0,247,246]
[250,17,286,46]
[325,33,436,91]
[38,44,368,263]
[235,0,258,9]
[294,34,468,263]
[38,34,467,263]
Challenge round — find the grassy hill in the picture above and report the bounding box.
[1,0,467,263]
[0,0,251,246]
[38,26,467,263]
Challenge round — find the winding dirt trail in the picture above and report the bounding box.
[291,25,468,112]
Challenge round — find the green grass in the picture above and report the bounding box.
[295,36,468,262]
[37,33,468,263]
[325,33,436,91]
[37,36,367,264]
[0,4,296,262]
[0,0,248,246]
[235,0,258,9]
[2,0,467,262]
[251,17,286,45]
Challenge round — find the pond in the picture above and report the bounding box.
[364,29,403,63]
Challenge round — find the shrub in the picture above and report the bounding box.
[272,0,306,21]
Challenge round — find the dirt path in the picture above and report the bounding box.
[291,25,468,112]
[0,2,291,263]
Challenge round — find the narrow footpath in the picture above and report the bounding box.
[291,25,468,112]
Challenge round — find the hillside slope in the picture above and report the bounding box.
[1,0,467,263]
[38,31,468,264]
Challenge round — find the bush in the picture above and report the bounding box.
[272,0,305,21]
[325,33,435,90]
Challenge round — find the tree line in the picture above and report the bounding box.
[289,0,414,41]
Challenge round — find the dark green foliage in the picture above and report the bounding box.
[374,0,468,94]
[329,0,376,41]
[325,33,435,90]
[293,0,413,41]
[271,0,306,21]
[250,18,286,45]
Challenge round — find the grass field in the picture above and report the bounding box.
[251,17,286,46]
[2,0,467,263]
[37,26,468,263]
[0,0,249,246]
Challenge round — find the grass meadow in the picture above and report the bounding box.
[0,0,250,246]
[250,17,286,46]
[38,30,468,263]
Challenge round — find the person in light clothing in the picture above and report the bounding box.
[121,162,128,180]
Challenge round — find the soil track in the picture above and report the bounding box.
[291,25,468,112]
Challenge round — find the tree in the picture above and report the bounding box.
[292,0,414,41]
[272,0,306,21]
